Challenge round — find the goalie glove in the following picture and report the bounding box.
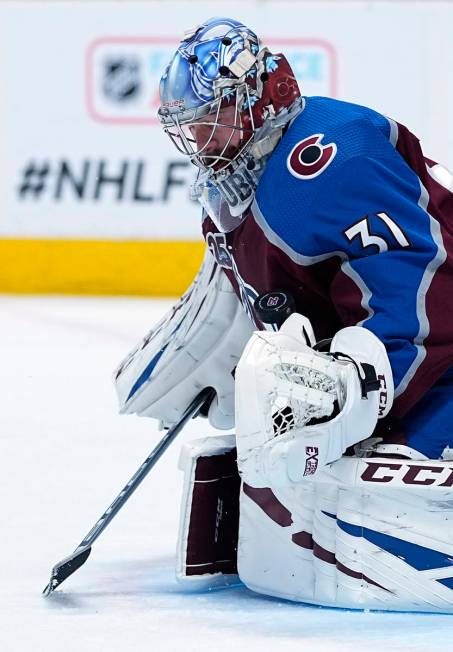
[114,247,254,430]
[235,314,394,486]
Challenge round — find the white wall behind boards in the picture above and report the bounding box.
[1,1,452,241]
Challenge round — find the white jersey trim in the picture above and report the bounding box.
[394,181,447,398]
[387,116,399,147]
[384,117,448,398]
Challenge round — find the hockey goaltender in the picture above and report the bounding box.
[115,17,453,613]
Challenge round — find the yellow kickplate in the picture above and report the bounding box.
[0,239,205,296]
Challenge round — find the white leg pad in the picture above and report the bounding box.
[238,457,453,612]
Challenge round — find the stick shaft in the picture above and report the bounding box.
[77,388,214,549]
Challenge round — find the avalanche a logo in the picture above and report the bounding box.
[287,133,337,180]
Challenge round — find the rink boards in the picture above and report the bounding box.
[0,239,204,295]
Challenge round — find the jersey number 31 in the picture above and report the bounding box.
[344,212,410,253]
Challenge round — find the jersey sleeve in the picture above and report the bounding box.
[318,153,449,417]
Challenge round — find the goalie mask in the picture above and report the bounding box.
[158,17,302,231]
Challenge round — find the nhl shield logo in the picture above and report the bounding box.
[287,133,337,180]
[102,57,141,103]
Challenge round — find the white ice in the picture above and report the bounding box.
[2,295,453,652]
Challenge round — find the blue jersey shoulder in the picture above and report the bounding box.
[254,96,399,257]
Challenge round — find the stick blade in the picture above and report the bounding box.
[42,546,91,596]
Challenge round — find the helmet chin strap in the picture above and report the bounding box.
[191,96,305,232]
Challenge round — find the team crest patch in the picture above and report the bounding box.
[287,133,337,180]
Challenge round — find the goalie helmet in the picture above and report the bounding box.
[158,17,302,230]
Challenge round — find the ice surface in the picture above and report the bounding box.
[1,296,452,652]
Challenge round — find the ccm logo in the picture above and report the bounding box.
[361,462,453,487]
[378,374,388,417]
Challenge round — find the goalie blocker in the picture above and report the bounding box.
[177,436,453,613]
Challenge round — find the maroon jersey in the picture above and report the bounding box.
[202,97,453,419]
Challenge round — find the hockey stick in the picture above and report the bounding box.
[42,387,215,596]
